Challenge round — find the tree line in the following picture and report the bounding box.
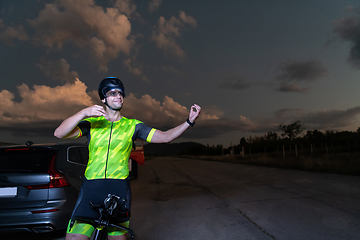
[181,121,360,156]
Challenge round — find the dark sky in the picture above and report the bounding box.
[0,0,360,147]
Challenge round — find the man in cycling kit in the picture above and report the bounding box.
[54,77,201,240]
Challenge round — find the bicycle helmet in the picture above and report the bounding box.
[98,77,125,111]
[98,77,125,100]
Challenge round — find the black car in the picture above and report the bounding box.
[0,142,88,234]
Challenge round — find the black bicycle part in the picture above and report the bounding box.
[76,194,135,240]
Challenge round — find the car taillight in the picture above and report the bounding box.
[25,155,70,189]
[5,148,29,151]
[31,209,60,214]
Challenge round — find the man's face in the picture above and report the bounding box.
[103,89,124,109]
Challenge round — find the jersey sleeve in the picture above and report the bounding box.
[133,122,156,142]
[77,120,91,138]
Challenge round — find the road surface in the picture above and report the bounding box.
[130,157,360,240]
[3,156,360,240]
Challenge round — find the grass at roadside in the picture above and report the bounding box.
[183,153,360,176]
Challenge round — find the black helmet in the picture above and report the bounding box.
[98,77,125,100]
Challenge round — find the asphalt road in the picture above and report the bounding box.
[3,156,360,240]
[130,157,360,240]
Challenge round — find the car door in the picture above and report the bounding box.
[63,146,88,190]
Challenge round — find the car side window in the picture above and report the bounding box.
[68,147,82,164]
[68,146,88,165]
[79,147,89,165]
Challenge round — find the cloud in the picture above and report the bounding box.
[27,0,134,71]
[122,101,360,139]
[0,80,222,140]
[273,107,360,131]
[152,11,197,57]
[0,79,92,124]
[124,96,265,140]
[148,0,162,13]
[217,74,252,90]
[0,77,253,141]
[123,58,149,82]
[201,106,223,119]
[333,6,360,68]
[0,78,94,140]
[0,18,29,46]
[201,106,360,139]
[277,83,309,93]
[122,94,219,129]
[114,0,137,17]
[275,60,328,93]
[36,58,79,83]
[179,11,197,27]
[299,107,360,130]
[274,108,306,119]
[2,79,359,142]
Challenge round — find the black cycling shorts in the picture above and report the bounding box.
[70,177,131,224]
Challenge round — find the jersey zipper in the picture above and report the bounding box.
[105,122,114,178]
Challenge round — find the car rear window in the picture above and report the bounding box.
[0,148,56,173]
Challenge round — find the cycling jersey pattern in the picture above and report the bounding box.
[77,116,156,180]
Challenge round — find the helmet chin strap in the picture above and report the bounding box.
[104,99,122,111]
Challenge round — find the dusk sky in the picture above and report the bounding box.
[1,0,360,147]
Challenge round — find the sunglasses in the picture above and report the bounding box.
[106,89,124,98]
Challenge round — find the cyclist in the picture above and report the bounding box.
[54,77,201,240]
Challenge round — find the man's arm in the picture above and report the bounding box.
[54,105,106,139]
[151,104,201,143]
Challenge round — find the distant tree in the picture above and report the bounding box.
[247,135,261,144]
[265,131,278,141]
[312,130,325,142]
[305,130,315,141]
[240,137,247,146]
[325,130,337,146]
[305,130,325,143]
[279,121,304,141]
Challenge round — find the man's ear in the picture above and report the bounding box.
[102,98,106,103]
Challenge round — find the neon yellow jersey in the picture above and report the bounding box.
[76,116,156,180]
